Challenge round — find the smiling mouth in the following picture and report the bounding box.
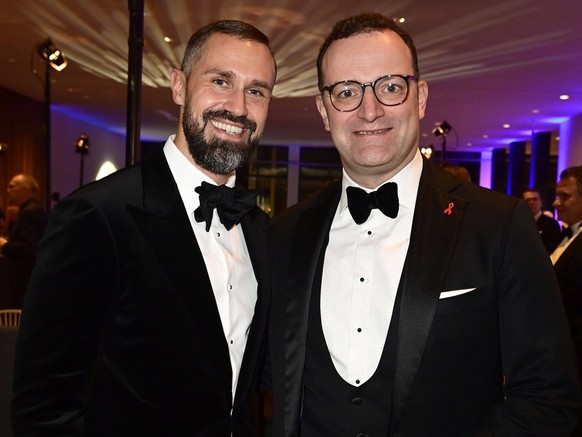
[210,120,243,135]
[355,128,391,135]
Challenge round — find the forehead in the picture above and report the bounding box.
[9,176,23,186]
[322,30,413,82]
[194,33,275,86]
[557,177,579,193]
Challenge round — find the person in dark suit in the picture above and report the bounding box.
[523,187,562,253]
[268,13,581,436]
[11,20,276,436]
[0,174,48,309]
[551,166,582,379]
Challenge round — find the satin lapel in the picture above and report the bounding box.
[284,182,340,433]
[125,150,230,379]
[390,161,468,433]
[233,210,269,409]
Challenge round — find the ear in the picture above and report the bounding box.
[170,68,186,106]
[315,94,331,132]
[417,80,428,120]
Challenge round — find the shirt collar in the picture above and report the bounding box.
[163,135,236,214]
[339,149,423,214]
[568,221,582,236]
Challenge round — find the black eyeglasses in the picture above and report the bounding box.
[320,74,418,112]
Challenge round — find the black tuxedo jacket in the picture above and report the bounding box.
[268,158,581,436]
[1,198,48,308]
[12,149,270,436]
[536,213,562,254]
[555,232,582,376]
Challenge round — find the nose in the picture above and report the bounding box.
[357,86,384,122]
[223,89,248,117]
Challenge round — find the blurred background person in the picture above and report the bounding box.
[550,165,582,434]
[0,174,48,308]
[523,187,562,254]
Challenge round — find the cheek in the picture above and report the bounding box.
[249,106,269,132]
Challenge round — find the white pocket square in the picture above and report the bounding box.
[439,288,477,299]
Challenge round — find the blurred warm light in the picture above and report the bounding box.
[420,145,433,159]
[36,38,68,71]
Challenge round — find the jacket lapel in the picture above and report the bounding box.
[125,150,231,380]
[554,232,582,274]
[390,160,468,433]
[284,182,340,433]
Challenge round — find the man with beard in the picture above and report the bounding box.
[12,20,276,436]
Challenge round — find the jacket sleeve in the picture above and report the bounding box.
[486,201,582,435]
[11,197,119,436]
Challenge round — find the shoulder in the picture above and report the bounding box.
[538,214,559,226]
[271,180,340,227]
[424,160,521,216]
[67,162,143,205]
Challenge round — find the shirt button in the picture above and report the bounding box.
[355,379,360,385]
[217,232,221,237]
[351,397,362,405]
[357,328,362,332]
[359,277,365,282]
[367,230,372,235]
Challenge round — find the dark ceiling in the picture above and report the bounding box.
[0,0,581,154]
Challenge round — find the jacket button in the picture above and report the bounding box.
[351,397,362,405]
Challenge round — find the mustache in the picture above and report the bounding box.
[202,109,257,133]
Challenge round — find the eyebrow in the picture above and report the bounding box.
[205,68,273,92]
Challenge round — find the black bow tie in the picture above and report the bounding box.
[346,183,399,225]
[194,181,257,231]
[562,226,573,240]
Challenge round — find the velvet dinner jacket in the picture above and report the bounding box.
[12,148,270,436]
[268,158,581,436]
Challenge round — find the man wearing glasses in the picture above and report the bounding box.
[268,12,581,436]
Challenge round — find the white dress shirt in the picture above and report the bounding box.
[551,221,582,264]
[163,136,257,401]
[321,150,422,386]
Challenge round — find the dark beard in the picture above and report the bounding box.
[182,104,260,175]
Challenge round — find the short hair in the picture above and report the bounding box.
[523,187,541,197]
[316,12,419,90]
[180,20,277,78]
[560,165,582,194]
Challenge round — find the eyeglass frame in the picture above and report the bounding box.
[319,74,419,112]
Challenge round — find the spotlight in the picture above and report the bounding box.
[432,120,452,137]
[420,144,433,159]
[0,142,7,154]
[75,134,90,187]
[75,133,90,155]
[37,39,67,72]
